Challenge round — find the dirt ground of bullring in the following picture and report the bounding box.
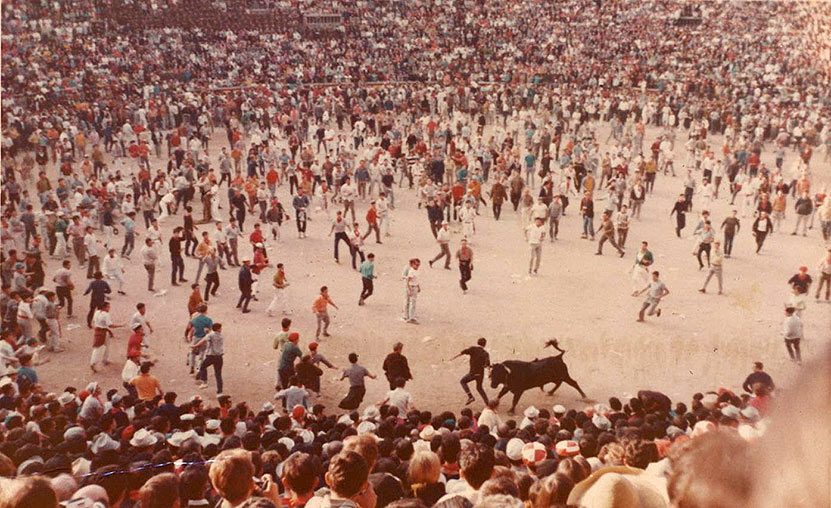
[35,122,831,415]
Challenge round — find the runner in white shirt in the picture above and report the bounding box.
[379,381,415,414]
[402,258,421,323]
[102,249,126,294]
[129,302,154,347]
[525,217,547,275]
[459,201,477,239]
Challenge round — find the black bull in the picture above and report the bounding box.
[489,355,586,414]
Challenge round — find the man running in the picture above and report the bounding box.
[450,337,490,406]
[312,286,338,339]
[456,238,473,293]
[636,271,670,322]
[358,253,376,306]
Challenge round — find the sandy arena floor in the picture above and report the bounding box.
[35,121,831,415]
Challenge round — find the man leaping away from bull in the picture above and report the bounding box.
[449,337,490,406]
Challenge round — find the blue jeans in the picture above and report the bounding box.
[583,216,595,237]
[525,168,535,188]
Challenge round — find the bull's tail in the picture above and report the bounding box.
[544,339,566,356]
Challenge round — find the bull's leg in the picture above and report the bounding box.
[508,391,524,415]
[565,376,587,398]
[494,386,511,407]
[547,381,563,396]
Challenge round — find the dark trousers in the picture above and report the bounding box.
[363,223,380,242]
[461,372,489,404]
[296,213,307,233]
[550,218,560,239]
[754,232,767,253]
[360,277,374,301]
[122,233,135,257]
[724,232,735,255]
[493,201,503,220]
[684,187,694,211]
[511,193,521,211]
[334,232,351,261]
[696,243,711,268]
[87,301,102,328]
[86,255,100,279]
[278,367,295,391]
[431,243,451,268]
[216,244,231,267]
[204,272,219,300]
[198,354,224,393]
[56,287,73,316]
[597,233,623,255]
[459,261,472,290]
[171,255,185,283]
[785,338,801,362]
[617,228,628,247]
[675,216,685,238]
[228,238,240,266]
[237,287,252,310]
[123,381,138,399]
[144,264,155,291]
[184,232,197,256]
[350,246,365,270]
[338,385,366,410]
[73,237,86,264]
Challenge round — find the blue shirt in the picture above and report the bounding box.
[84,279,111,304]
[121,217,135,234]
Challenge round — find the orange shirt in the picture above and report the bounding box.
[312,295,332,313]
[130,374,161,401]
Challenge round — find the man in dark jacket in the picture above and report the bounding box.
[792,191,813,236]
[742,362,775,394]
[382,342,413,390]
[236,259,253,313]
[752,211,773,253]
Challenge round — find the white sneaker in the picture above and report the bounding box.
[198,383,208,389]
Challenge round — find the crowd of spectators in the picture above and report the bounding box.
[0,350,826,508]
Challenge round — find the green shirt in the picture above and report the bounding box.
[273,330,289,350]
[191,314,213,339]
[359,260,375,280]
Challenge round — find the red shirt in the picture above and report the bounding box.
[127,332,143,358]
[252,250,267,275]
[366,208,378,224]
[266,169,279,185]
[249,229,264,245]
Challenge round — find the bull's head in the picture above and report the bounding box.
[489,363,508,389]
